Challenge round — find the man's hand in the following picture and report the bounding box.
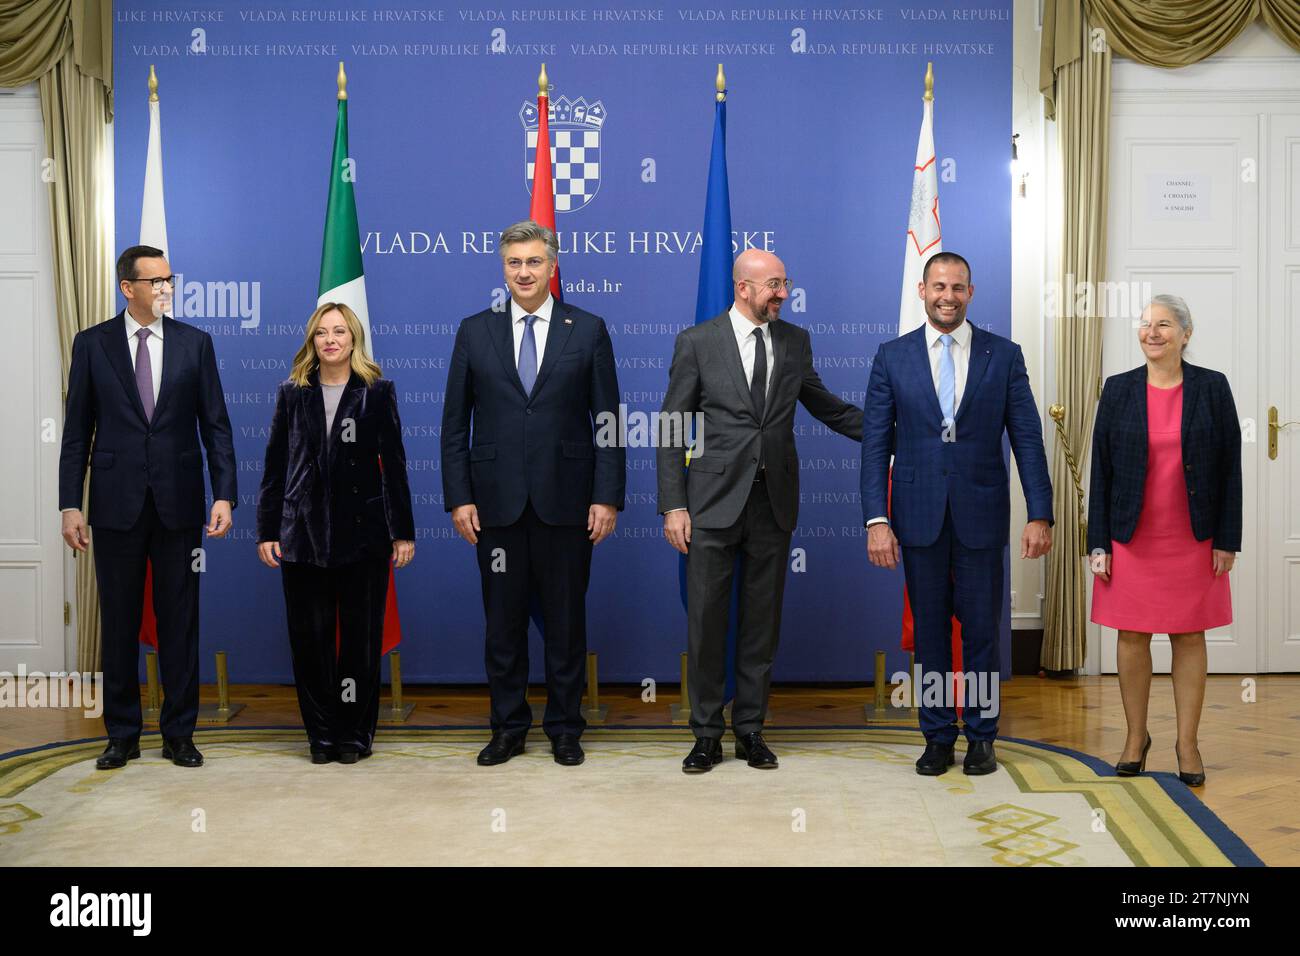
[207,500,233,538]
[392,540,415,568]
[664,510,691,555]
[1212,549,1235,576]
[1021,519,1052,559]
[867,523,900,570]
[588,504,617,545]
[257,541,281,568]
[452,503,480,545]
[62,509,89,553]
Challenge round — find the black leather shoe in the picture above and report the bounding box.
[1176,744,1206,787]
[916,740,956,775]
[735,732,778,769]
[160,737,203,768]
[963,740,998,775]
[477,731,526,766]
[682,737,723,773]
[310,747,337,765]
[551,734,585,766]
[336,749,360,765]
[95,738,140,770]
[1115,733,1152,776]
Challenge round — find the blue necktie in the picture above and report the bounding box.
[939,333,956,426]
[518,314,538,395]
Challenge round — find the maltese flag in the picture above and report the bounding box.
[899,93,940,337]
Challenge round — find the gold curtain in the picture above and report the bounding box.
[1043,1,1300,118]
[2,1,114,673]
[1040,10,1110,672]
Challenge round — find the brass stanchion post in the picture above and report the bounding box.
[379,651,416,724]
[669,651,691,724]
[864,647,918,724]
[581,651,608,724]
[144,652,161,723]
[198,650,244,723]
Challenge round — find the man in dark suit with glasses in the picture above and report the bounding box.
[60,245,237,770]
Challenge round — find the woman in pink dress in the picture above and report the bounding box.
[1087,295,1242,786]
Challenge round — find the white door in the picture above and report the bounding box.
[1262,113,1300,671]
[0,85,66,673]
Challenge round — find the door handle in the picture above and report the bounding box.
[1268,406,1300,460]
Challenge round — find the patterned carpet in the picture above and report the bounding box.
[0,727,1261,866]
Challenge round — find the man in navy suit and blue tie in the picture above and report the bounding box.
[861,252,1053,776]
[442,220,625,768]
[59,245,237,770]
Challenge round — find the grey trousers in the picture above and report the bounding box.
[685,479,791,739]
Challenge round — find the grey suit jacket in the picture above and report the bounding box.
[656,312,863,532]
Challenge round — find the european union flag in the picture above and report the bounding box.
[680,91,742,702]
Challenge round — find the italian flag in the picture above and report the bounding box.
[321,64,400,654]
[319,70,371,354]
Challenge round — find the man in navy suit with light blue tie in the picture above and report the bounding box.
[861,252,1053,776]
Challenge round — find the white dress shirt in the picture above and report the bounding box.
[729,304,774,396]
[866,318,972,527]
[511,294,553,376]
[124,309,164,404]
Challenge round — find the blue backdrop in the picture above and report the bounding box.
[112,0,1015,684]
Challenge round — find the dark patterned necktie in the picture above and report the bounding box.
[751,326,766,422]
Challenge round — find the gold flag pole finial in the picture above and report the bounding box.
[923,61,933,102]
[715,63,726,102]
[538,62,549,98]
[148,64,158,103]
[337,61,348,100]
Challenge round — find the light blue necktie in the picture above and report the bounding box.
[938,333,956,426]
[518,314,538,394]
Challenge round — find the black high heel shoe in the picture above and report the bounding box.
[1176,744,1206,787]
[1115,733,1152,776]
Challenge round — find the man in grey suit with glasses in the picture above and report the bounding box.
[657,248,863,773]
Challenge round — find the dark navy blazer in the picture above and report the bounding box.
[441,299,625,528]
[59,312,237,530]
[860,323,1053,549]
[1087,362,1242,554]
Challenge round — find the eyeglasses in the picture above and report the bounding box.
[505,258,549,270]
[742,278,794,293]
[128,275,176,293]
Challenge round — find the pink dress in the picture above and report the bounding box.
[1091,383,1232,633]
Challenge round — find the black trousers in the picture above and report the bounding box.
[476,501,593,738]
[686,478,791,739]
[92,490,201,740]
[280,555,390,752]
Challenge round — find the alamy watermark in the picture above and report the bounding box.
[891,664,1000,719]
[0,666,102,719]
[167,273,261,329]
[595,405,705,453]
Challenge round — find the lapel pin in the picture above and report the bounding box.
[564,318,573,325]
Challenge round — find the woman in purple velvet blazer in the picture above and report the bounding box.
[256,303,414,765]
